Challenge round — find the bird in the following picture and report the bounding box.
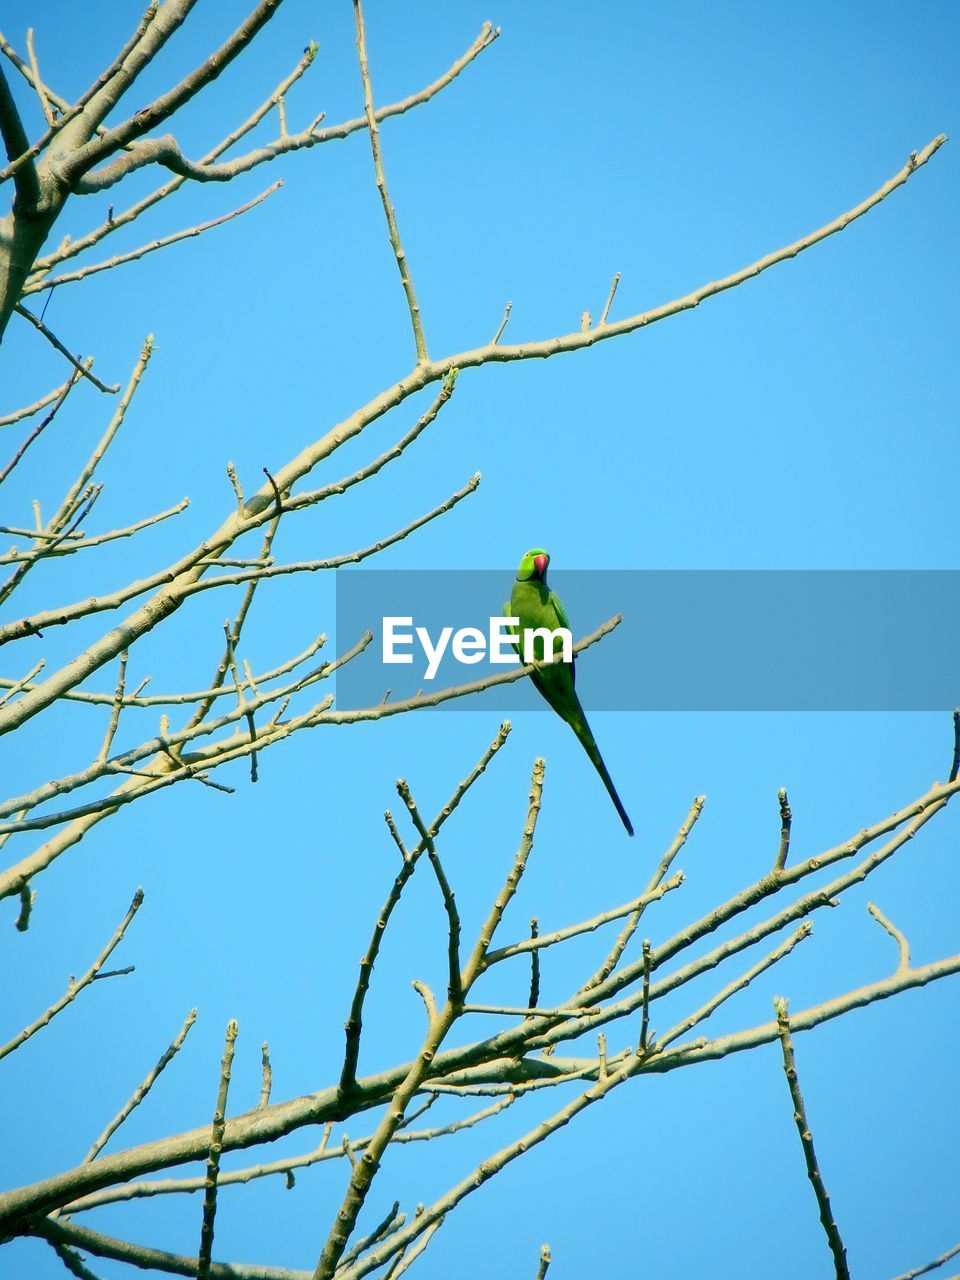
[506,547,633,836]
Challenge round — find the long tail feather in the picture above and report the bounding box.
[530,668,634,836]
[571,706,634,837]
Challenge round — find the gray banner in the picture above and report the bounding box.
[334,570,960,711]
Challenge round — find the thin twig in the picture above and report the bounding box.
[262,465,283,518]
[383,809,409,860]
[527,918,540,1014]
[338,725,511,1096]
[352,0,427,363]
[0,368,80,485]
[46,1238,104,1280]
[639,940,652,1053]
[0,374,78,427]
[580,796,704,993]
[599,272,620,325]
[0,498,189,566]
[197,1020,238,1280]
[597,1033,608,1081]
[656,923,813,1052]
[492,301,512,344]
[890,1241,960,1280]
[25,29,54,126]
[386,1217,444,1278]
[462,1003,596,1018]
[0,659,45,707]
[24,183,282,295]
[774,787,793,872]
[0,890,142,1060]
[223,622,258,782]
[258,1042,272,1109]
[867,902,911,973]
[774,997,850,1280]
[338,1203,402,1271]
[13,306,119,393]
[83,1009,197,1162]
[97,652,128,763]
[485,873,684,968]
[186,506,287,731]
[398,780,462,1006]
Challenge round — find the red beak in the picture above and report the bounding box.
[533,554,548,576]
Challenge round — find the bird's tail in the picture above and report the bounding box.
[570,705,634,837]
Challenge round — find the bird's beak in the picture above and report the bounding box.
[533,554,548,576]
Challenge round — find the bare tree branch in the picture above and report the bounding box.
[0,630,317,709]
[82,1008,197,1163]
[890,1241,960,1280]
[63,1,286,184]
[398,779,463,1005]
[0,340,152,611]
[30,24,495,276]
[197,1020,239,1280]
[0,372,80,426]
[0,4,159,188]
[34,1216,312,1280]
[774,997,850,1280]
[13,304,120,392]
[0,15,952,1274]
[315,759,545,1279]
[0,498,189,568]
[0,889,142,1061]
[774,786,792,872]
[0,134,940,747]
[0,758,958,1236]
[338,724,511,1097]
[0,62,40,209]
[0,365,79,485]
[0,472,479,643]
[353,0,428,363]
[0,31,69,114]
[63,1096,508,1217]
[23,181,282,295]
[867,901,911,973]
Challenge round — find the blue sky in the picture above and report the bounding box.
[1,2,959,1276]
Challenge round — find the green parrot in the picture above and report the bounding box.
[506,548,634,836]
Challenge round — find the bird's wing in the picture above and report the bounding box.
[548,589,571,631]
[547,588,575,684]
[503,600,520,653]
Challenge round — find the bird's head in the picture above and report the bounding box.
[517,548,550,581]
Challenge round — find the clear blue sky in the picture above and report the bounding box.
[2,2,959,1276]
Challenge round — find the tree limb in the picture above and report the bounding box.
[0,62,40,209]
[0,134,940,743]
